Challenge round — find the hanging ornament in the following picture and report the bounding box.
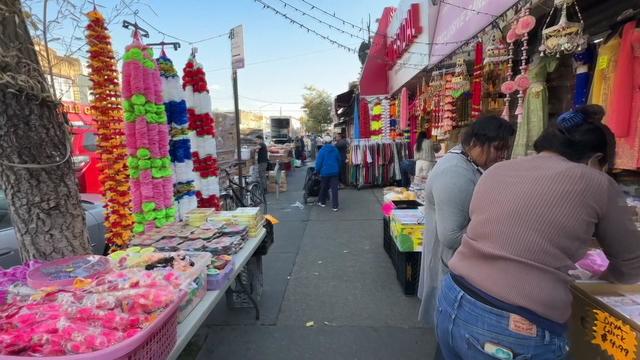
[471,42,484,120]
[183,52,221,210]
[515,5,535,123]
[382,98,391,140]
[539,0,587,57]
[157,53,198,219]
[85,9,133,249]
[500,14,522,120]
[122,34,176,234]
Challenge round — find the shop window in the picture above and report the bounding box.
[83,132,97,152]
[52,76,74,102]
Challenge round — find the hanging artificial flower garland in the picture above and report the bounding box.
[183,53,220,210]
[85,9,133,248]
[157,53,198,219]
[121,34,176,234]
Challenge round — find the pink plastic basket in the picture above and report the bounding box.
[0,292,185,360]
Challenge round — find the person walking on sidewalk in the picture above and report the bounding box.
[335,133,349,185]
[315,137,341,211]
[255,135,269,193]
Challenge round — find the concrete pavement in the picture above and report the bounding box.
[179,165,435,360]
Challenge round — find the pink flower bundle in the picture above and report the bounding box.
[122,34,176,234]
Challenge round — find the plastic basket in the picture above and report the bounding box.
[0,292,185,360]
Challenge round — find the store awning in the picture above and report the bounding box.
[360,7,395,97]
[428,0,519,66]
[334,88,355,120]
[61,102,94,126]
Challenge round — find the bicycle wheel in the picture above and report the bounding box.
[220,192,237,211]
[247,182,267,213]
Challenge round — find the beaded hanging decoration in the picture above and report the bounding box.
[540,0,587,57]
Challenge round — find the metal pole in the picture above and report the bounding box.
[232,69,244,196]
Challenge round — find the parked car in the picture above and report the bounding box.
[0,192,106,269]
[71,125,101,194]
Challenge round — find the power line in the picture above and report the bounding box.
[206,45,353,72]
[298,0,367,32]
[121,2,228,45]
[240,95,302,104]
[254,0,357,54]
[274,0,366,41]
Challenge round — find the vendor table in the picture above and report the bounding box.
[168,229,267,360]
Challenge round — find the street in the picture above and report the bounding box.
[180,165,435,359]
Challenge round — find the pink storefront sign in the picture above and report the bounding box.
[429,0,518,65]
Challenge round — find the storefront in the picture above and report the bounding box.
[62,101,102,194]
[371,0,640,358]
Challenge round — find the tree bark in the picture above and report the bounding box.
[0,0,91,261]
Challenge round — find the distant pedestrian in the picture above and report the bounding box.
[255,135,269,193]
[315,137,341,211]
[310,136,318,159]
[335,133,349,185]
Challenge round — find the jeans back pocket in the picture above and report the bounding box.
[465,334,532,360]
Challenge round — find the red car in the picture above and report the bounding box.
[64,102,101,194]
[71,125,101,194]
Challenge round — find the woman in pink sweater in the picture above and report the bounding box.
[436,105,640,359]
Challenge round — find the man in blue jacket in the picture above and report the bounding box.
[315,137,341,211]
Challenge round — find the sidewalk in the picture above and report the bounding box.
[180,165,435,359]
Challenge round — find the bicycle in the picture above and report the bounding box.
[219,165,267,213]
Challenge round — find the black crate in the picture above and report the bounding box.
[383,217,392,257]
[391,200,422,209]
[254,220,274,257]
[384,226,421,296]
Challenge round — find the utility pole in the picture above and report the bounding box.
[230,25,245,191]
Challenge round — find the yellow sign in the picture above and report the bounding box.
[592,309,638,360]
[264,214,279,225]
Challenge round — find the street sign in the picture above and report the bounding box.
[230,25,245,70]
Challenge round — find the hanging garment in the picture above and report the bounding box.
[511,56,559,159]
[614,26,640,170]
[573,47,594,107]
[471,42,484,120]
[590,36,622,123]
[608,21,638,138]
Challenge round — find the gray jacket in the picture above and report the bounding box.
[417,145,482,326]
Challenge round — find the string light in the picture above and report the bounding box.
[121,2,228,45]
[439,1,499,18]
[255,0,358,54]
[273,0,366,41]
[299,0,368,32]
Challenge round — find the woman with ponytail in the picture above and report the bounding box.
[435,105,640,359]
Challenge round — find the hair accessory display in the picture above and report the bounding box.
[539,0,587,57]
[183,52,220,210]
[122,33,176,234]
[158,54,197,219]
[86,10,134,248]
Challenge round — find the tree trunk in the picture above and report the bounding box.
[0,0,91,261]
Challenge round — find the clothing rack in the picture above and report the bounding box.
[347,140,409,189]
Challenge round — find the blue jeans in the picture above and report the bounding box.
[436,275,569,360]
[400,160,416,187]
[319,175,339,209]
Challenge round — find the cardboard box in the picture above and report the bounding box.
[569,282,640,360]
[267,182,287,193]
[389,209,424,252]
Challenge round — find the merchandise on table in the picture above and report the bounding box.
[389,209,425,252]
[0,261,41,305]
[108,248,211,323]
[206,255,234,291]
[27,255,111,289]
[0,266,182,356]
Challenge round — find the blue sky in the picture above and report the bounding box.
[44,0,391,116]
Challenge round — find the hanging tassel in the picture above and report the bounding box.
[501,104,510,120]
